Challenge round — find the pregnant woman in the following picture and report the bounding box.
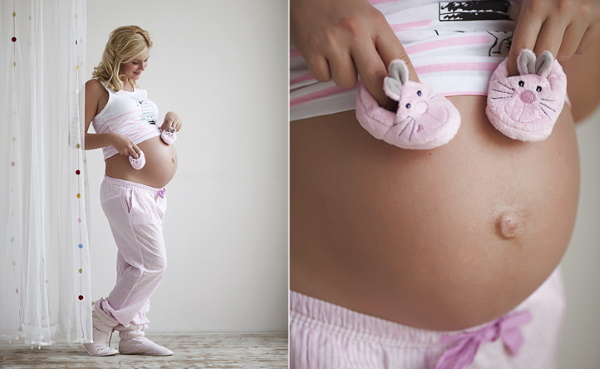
[83,25,181,356]
[290,0,600,367]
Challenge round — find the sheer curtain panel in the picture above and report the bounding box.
[0,0,91,345]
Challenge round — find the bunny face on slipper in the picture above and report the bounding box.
[355,59,461,150]
[486,50,567,141]
[383,60,461,148]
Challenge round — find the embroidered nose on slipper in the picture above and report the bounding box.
[355,59,461,150]
[486,49,567,142]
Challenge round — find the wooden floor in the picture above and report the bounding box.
[0,333,288,369]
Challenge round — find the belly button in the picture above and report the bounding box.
[497,210,520,238]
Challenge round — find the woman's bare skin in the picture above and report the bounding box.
[291,93,580,331]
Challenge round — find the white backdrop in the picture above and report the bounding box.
[85,0,287,332]
[559,108,600,368]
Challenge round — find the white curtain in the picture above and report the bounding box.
[0,0,91,345]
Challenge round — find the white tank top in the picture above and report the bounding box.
[91,83,161,159]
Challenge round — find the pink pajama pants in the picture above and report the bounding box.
[98,176,168,327]
[290,268,565,369]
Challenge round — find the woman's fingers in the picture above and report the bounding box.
[376,22,419,82]
[352,16,417,108]
[533,19,567,61]
[577,25,600,54]
[507,6,543,76]
[557,23,588,61]
[328,51,358,89]
[305,55,331,82]
[351,41,388,106]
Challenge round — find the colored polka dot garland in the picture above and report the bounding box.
[6,3,92,343]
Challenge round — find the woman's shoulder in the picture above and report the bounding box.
[85,79,107,95]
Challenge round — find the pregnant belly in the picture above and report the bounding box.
[105,136,178,188]
[290,95,580,331]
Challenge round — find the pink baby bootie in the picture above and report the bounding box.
[355,59,461,150]
[486,49,567,141]
[129,150,145,170]
[160,129,177,145]
[116,324,173,356]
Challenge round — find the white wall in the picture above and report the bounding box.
[85,0,288,332]
[559,108,600,367]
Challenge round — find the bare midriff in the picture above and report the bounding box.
[290,95,579,331]
[105,136,178,189]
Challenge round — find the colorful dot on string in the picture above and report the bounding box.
[78,269,82,274]
[13,61,16,67]
[11,162,15,166]
[75,169,80,175]
[15,289,19,294]
[78,243,83,249]
[11,37,17,42]
[77,218,82,223]
[75,65,79,70]
[78,295,84,300]
[10,237,14,242]
[76,193,81,198]
[76,144,81,149]
[12,11,16,17]
[75,40,78,45]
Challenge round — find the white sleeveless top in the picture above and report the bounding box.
[91,83,160,159]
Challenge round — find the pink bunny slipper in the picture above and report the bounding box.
[486,49,567,141]
[129,150,145,170]
[160,129,177,145]
[355,59,461,150]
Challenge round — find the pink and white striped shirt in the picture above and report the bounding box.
[290,0,520,120]
[91,83,160,159]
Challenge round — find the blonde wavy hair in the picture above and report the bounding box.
[92,25,153,92]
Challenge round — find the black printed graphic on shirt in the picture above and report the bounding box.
[487,31,512,56]
[137,100,156,125]
[439,1,511,22]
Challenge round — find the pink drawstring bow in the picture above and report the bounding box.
[157,188,166,199]
[435,310,533,369]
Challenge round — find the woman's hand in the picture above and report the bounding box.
[111,133,142,158]
[507,0,600,75]
[291,0,417,109]
[161,111,182,132]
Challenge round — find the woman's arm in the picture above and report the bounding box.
[84,79,142,158]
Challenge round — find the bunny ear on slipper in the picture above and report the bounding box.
[384,60,409,101]
[517,49,536,75]
[517,49,554,78]
[535,51,554,78]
